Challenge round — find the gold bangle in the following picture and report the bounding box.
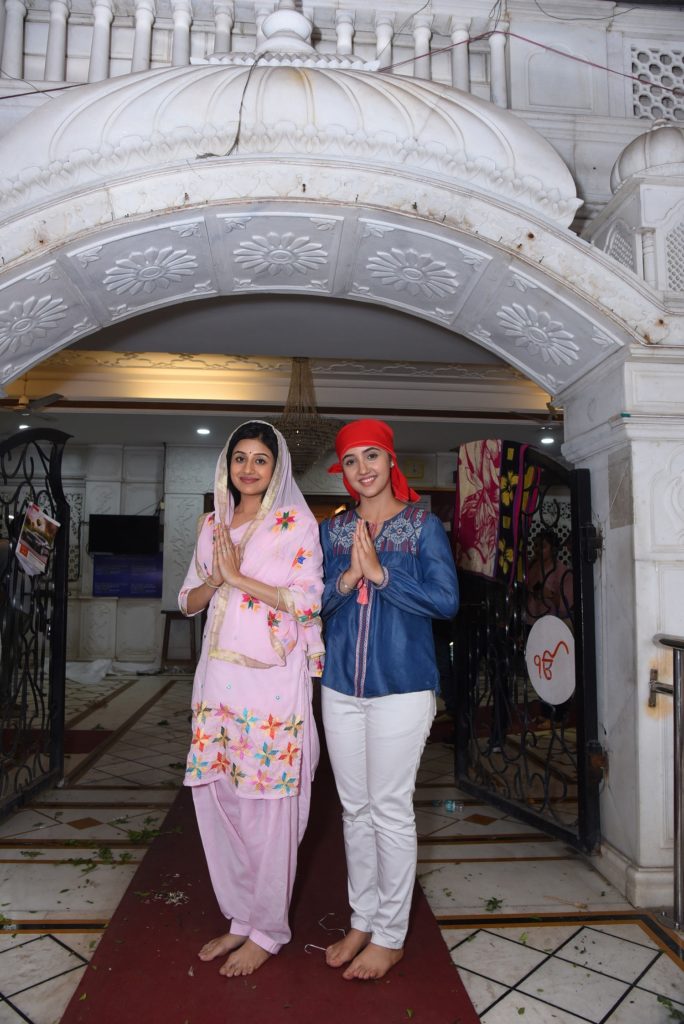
[274,587,281,612]
[205,578,222,589]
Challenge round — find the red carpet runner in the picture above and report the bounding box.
[61,742,479,1024]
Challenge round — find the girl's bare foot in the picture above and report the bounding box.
[198,933,246,961]
[325,928,371,967]
[342,943,404,981]
[219,938,271,977]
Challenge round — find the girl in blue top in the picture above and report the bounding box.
[320,418,459,981]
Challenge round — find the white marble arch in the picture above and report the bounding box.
[0,62,678,392]
[0,195,658,394]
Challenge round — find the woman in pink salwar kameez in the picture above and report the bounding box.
[179,421,324,978]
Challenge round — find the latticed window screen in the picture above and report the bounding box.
[606,228,635,271]
[631,46,684,121]
[666,220,684,291]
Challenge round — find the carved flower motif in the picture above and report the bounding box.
[496,304,579,365]
[0,296,67,352]
[234,233,327,277]
[366,248,458,298]
[103,246,197,295]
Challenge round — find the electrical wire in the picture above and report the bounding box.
[379,27,684,104]
[375,0,432,66]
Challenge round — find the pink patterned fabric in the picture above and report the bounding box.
[453,439,502,579]
[179,422,324,799]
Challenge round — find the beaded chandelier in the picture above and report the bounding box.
[275,358,344,475]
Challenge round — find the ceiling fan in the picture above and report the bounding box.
[0,392,64,420]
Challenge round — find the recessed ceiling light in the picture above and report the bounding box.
[540,435,555,445]
[196,427,211,435]
[18,424,30,430]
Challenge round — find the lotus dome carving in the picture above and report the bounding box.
[0,64,580,225]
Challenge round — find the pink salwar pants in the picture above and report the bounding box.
[193,768,311,954]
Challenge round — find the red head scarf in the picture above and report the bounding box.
[328,419,420,503]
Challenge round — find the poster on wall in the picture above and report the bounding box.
[15,502,60,576]
[92,554,163,598]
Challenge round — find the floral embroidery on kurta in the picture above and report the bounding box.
[185,702,306,794]
[211,752,230,773]
[284,714,303,738]
[241,593,261,610]
[291,547,311,568]
[274,772,297,795]
[279,742,300,766]
[297,605,321,624]
[273,509,297,532]
[260,713,283,739]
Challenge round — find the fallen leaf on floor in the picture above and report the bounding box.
[483,896,503,912]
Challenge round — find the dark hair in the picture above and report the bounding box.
[536,529,559,557]
[226,421,278,505]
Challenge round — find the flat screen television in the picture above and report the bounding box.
[88,514,160,556]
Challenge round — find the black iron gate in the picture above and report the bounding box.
[454,445,602,852]
[0,428,70,818]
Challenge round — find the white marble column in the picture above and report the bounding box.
[412,14,432,81]
[561,346,684,907]
[255,4,273,50]
[640,228,657,288]
[88,0,113,83]
[44,0,71,81]
[489,22,508,108]
[335,10,354,56]
[450,18,470,93]
[375,13,393,70]
[131,0,156,73]
[171,0,192,66]
[0,0,6,73]
[2,0,27,80]
[212,0,233,54]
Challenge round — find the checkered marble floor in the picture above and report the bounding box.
[0,681,682,1023]
[416,738,684,1023]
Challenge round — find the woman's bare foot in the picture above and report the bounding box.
[219,938,271,977]
[325,928,371,967]
[342,943,404,981]
[198,933,246,961]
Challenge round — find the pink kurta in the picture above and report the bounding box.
[180,514,322,798]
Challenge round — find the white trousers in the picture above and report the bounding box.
[321,687,436,950]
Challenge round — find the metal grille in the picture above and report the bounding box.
[0,429,70,818]
[455,447,601,852]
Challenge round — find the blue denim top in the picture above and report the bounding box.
[320,507,459,699]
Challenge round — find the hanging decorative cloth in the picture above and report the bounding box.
[453,439,538,586]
